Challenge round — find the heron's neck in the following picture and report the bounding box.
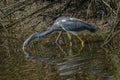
[37,29,54,38]
[23,29,55,47]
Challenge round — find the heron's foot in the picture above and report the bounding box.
[76,35,85,51]
[22,46,27,51]
[72,40,85,57]
[69,41,74,56]
[80,40,85,51]
[70,41,72,47]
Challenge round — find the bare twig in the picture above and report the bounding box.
[1,0,27,12]
[101,30,120,47]
[0,1,59,30]
[1,0,39,19]
[102,0,117,15]
[101,5,120,48]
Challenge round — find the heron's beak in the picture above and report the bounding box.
[22,46,27,51]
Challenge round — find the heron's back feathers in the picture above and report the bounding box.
[54,17,96,33]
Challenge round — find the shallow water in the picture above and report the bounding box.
[0,32,114,80]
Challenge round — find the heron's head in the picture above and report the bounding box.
[22,32,38,51]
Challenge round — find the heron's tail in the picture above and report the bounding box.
[85,24,96,32]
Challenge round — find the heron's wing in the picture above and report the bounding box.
[60,19,87,32]
[54,17,96,32]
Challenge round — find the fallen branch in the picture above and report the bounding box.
[101,30,120,47]
[1,0,39,19]
[1,0,27,12]
[101,6,120,48]
[0,1,59,30]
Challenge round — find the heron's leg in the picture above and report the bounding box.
[55,31,66,54]
[76,35,85,51]
[66,32,72,47]
[66,32,73,56]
